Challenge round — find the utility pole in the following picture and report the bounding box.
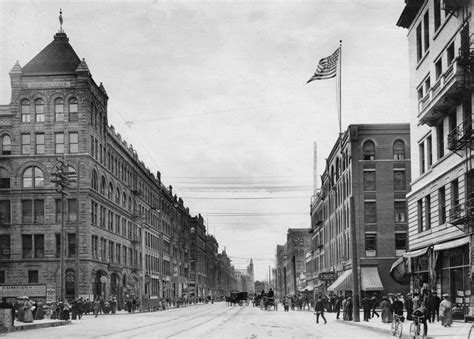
[51,157,73,302]
[350,196,360,322]
[292,255,297,295]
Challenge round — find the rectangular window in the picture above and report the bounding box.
[116,243,121,264]
[0,235,11,259]
[35,134,45,154]
[28,271,39,284]
[67,199,77,222]
[439,186,446,224]
[34,234,44,258]
[395,233,407,255]
[100,206,106,228]
[449,112,457,134]
[419,141,426,174]
[69,132,78,153]
[424,11,430,52]
[0,200,11,225]
[21,104,30,123]
[22,234,44,258]
[22,234,32,258]
[394,201,407,223]
[437,122,444,159]
[363,170,376,191]
[55,199,62,222]
[109,241,114,262]
[21,134,31,154]
[69,103,78,122]
[435,58,442,80]
[33,199,44,223]
[0,271,4,284]
[68,233,76,258]
[417,199,424,233]
[451,179,459,206]
[56,233,61,258]
[416,23,423,61]
[91,201,98,225]
[447,41,455,65]
[92,235,98,259]
[427,135,433,168]
[434,0,441,31]
[55,133,64,154]
[394,170,406,191]
[425,195,431,230]
[21,200,33,224]
[365,233,377,257]
[364,201,377,223]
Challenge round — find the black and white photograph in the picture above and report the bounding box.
[0,0,473,338]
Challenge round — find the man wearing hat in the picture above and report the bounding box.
[432,291,441,322]
[439,294,452,327]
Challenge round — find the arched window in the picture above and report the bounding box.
[2,135,11,155]
[108,182,114,199]
[55,98,64,122]
[0,167,10,188]
[122,192,127,207]
[100,176,106,195]
[128,197,132,211]
[69,98,78,122]
[91,170,98,190]
[23,166,44,188]
[21,99,30,122]
[363,140,375,160]
[115,188,121,204]
[336,158,340,179]
[35,99,45,122]
[393,140,405,160]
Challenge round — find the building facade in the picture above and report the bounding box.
[308,124,411,298]
[396,0,474,318]
[0,26,236,304]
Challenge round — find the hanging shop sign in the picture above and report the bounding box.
[319,272,337,281]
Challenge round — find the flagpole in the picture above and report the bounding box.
[338,40,342,135]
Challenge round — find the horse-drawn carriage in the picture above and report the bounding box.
[227,291,248,306]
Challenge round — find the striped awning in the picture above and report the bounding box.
[360,267,384,291]
[327,270,352,292]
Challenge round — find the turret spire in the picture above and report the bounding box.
[59,9,64,33]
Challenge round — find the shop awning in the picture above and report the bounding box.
[360,267,384,291]
[403,247,429,258]
[433,237,469,251]
[327,270,352,292]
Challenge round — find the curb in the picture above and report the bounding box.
[6,320,70,333]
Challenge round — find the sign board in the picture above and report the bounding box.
[319,272,337,281]
[26,81,71,89]
[0,284,46,298]
[46,286,56,303]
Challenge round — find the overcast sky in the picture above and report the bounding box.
[0,0,409,281]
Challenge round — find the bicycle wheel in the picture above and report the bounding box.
[395,321,403,338]
[417,323,426,339]
[409,322,417,339]
[391,319,397,335]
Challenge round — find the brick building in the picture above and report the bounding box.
[307,124,411,298]
[0,24,236,304]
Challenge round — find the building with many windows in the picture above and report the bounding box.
[307,124,411,298]
[0,23,236,305]
[396,0,474,319]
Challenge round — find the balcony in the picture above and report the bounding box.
[449,198,474,226]
[448,118,473,151]
[418,61,465,127]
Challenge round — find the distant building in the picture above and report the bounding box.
[396,0,474,319]
[308,124,411,298]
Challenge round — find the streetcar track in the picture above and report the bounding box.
[99,303,234,338]
[165,304,247,338]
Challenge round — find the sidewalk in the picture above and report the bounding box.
[340,311,473,339]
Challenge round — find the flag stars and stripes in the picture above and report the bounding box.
[307,47,340,83]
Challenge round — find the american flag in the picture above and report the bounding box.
[307,47,340,83]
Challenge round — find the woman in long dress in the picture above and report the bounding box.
[439,294,453,327]
[381,297,393,323]
[23,299,34,323]
[34,300,45,320]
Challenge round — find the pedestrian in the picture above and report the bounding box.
[392,295,404,317]
[77,298,84,320]
[93,298,100,318]
[370,296,379,319]
[361,295,371,322]
[34,299,45,320]
[346,296,353,321]
[381,296,393,323]
[334,295,342,320]
[342,296,348,320]
[314,297,327,324]
[404,293,413,321]
[413,301,429,336]
[412,292,420,310]
[424,291,435,323]
[23,298,34,323]
[439,294,452,327]
[433,292,441,322]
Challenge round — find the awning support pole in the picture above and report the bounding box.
[350,196,360,322]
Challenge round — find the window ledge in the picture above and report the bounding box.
[416,50,430,70]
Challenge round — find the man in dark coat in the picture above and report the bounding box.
[424,291,436,323]
[346,296,353,321]
[404,293,414,320]
[314,297,327,324]
[334,296,342,319]
[432,292,441,322]
[361,295,372,322]
[392,295,404,317]
[370,296,380,319]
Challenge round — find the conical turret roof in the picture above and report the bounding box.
[22,32,81,75]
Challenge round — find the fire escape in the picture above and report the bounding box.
[447,8,474,233]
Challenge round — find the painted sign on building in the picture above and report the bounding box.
[0,284,47,297]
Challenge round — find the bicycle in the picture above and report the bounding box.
[390,314,404,337]
[409,315,426,339]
